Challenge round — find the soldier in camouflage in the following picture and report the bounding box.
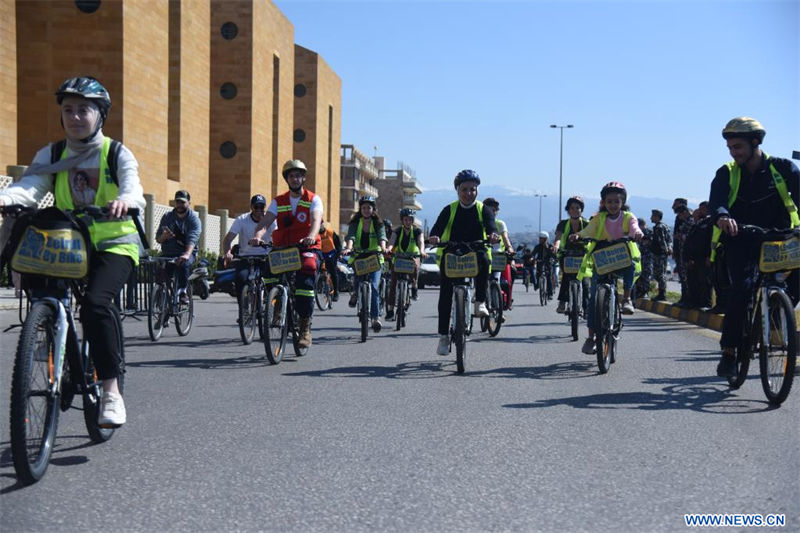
[635,217,653,299]
[649,209,671,300]
[674,205,695,306]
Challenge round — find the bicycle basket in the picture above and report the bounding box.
[353,253,381,276]
[562,254,584,274]
[268,247,302,274]
[10,207,91,279]
[490,253,507,273]
[759,233,800,273]
[393,256,416,274]
[591,241,631,275]
[444,251,479,278]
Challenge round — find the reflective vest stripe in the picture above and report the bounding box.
[295,288,315,298]
[559,217,588,250]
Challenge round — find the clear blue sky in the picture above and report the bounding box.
[276,0,799,204]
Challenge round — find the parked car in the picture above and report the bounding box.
[418,250,440,289]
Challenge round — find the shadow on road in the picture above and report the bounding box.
[126,353,272,370]
[0,435,95,494]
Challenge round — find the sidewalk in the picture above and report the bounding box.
[0,287,20,311]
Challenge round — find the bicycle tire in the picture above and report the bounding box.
[10,303,61,484]
[238,283,256,344]
[175,284,194,336]
[396,279,408,331]
[454,287,467,374]
[18,289,30,325]
[291,303,309,357]
[147,284,166,341]
[595,285,612,374]
[315,274,332,311]
[256,284,265,341]
[570,282,580,341]
[359,281,370,342]
[486,282,502,337]
[759,290,797,405]
[728,306,756,389]
[539,274,547,306]
[264,285,287,364]
[84,305,124,441]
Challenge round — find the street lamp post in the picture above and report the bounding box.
[534,193,547,234]
[550,124,574,223]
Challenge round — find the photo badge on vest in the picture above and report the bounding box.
[70,168,100,208]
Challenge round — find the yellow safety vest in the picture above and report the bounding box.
[395,226,421,254]
[54,136,140,265]
[438,200,487,265]
[577,211,641,281]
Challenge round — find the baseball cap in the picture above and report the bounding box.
[251,194,267,206]
[174,190,191,202]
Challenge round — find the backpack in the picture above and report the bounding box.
[50,138,122,185]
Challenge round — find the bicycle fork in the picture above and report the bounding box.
[40,299,69,398]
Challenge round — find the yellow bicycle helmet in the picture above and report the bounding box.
[722,117,766,142]
[282,159,308,178]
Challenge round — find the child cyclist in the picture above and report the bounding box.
[553,195,590,314]
[569,181,643,354]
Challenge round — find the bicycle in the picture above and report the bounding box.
[536,259,551,307]
[348,249,385,342]
[389,251,419,331]
[147,256,194,341]
[430,240,487,374]
[724,225,798,405]
[314,259,335,311]
[522,265,531,292]
[560,250,586,341]
[482,251,508,337]
[3,204,142,484]
[262,244,310,364]
[234,254,268,344]
[584,237,633,374]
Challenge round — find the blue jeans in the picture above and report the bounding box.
[165,254,195,292]
[586,263,635,332]
[355,270,382,319]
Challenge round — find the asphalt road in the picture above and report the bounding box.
[1,284,798,532]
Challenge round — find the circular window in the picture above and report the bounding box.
[75,0,101,13]
[293,129,306,143]
[220,83,237,100]
[220,142,237,159]
[294,84,307,98]
[220,22,238,40]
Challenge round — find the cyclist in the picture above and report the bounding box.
[342,195,388,331]
[522,247,535,287]
[250,159,323,349]
[155,190,201,304]
[428,170,499,355]
[531,231,556,298]
[483,197,514,312]
[0,76,145,426]
[710,117,799,377]
[318,218,342,302]
[385,208,427,320]
[221,194,276,301]
[569,181,643,355]
[553,196,590,314]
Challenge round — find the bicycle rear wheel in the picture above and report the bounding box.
[10,303,61,484]
[486,282,502,337]
[454,287,467,374]
[315,274,332,311]
[175,285,194,336]
[147,284,167,341]
[359,282,370,342]
[759,290,797,405]
[595,285,613,374]
[84,306,125,441]
[264,285,288,364]
[396,279,408,331]
[570,282,580,341]
[238,283,257,344]
[728,307,756,389]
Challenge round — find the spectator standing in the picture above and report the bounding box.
[649,209,672,300]
[684,201,713,310]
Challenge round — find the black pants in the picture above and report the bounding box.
[437,253,489,335]
[81,252,133,380]
[687,261,712,308]
[322,253,340,295]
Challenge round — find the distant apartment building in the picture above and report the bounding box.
[375,162,423,229]
[339,144,380,234]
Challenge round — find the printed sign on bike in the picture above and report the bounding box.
[11,225,89,278]
[591,242,631,275]
[353,254,381,275]
[393,257,416,274]
[562,255,584,274]
[444,252,479,278]
[269,248,302,273]
[490,253,507,273]
[759,236,800,273]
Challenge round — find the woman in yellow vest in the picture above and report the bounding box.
[569,181,643,356]
[385,208,427,320]
[0,77,145,427]
[553,195,590,314]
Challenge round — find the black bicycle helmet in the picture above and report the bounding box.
[399,208,415,218]
[55,76,111,123]
[453,169,481,189]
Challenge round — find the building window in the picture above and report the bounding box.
[293,129,306,143]
[220,83,237,100]
[75,0,101,13]
[294,84,307,98]
[220,142,237,159]
[220,22,238,40]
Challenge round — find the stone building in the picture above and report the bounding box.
[374,163,423,229]
[339,144,380,234]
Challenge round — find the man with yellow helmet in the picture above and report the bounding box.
[711,117,800,378]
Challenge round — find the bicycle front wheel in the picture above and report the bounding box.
[239,283,256,344]
[454,287,467,374]
[759,290,797,405]
[595,285,613,374]
[147,284,167,341]
[175,285,194,336]
[486,282,502,337]
[359,281,370,342]
[84,306,125,442]
[569,282,580,341]
[539,275,547,306]
[264,285,288,364]
[10,303,61,484]
[396,279,408,331]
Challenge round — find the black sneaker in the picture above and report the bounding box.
[411,288,418,300]
[716,353,737,378]
[385,309,395,320]
[332,293,339,302]
[348,293,357,308]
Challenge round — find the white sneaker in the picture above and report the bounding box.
[436,334,449,355]
[99,391,126,426]
[473,301,489,318]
